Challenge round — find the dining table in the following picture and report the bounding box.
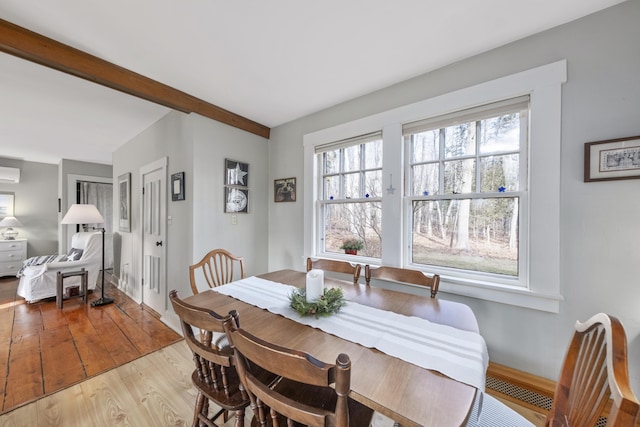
[183,269,486,427]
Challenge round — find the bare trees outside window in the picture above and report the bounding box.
[316,96,528,279]
[319,134,383,258]
[406,97,528,276]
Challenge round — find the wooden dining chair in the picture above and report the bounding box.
[190,248,246,295]
[475,313,640,427]
[169,290,251,427]
[364,265,440,298]
[306,257,361,285]
[224,317,374,427]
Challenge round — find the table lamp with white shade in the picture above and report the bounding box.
[0,216,22,240]
[61,204,113,307]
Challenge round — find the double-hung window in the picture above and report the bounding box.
[315,133,383,258]
[404,97,529,285]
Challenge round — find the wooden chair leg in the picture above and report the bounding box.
[233,409,244,427]
[193,392,205,427]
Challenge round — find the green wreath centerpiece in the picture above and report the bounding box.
[289,287,346,318]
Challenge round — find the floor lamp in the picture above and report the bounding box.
[61,204,114,307]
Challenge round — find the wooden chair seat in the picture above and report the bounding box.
[364,265,440,298]
[190,367,247,411]
[306,257,361,285]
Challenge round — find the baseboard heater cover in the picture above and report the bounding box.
[486,364,609,427]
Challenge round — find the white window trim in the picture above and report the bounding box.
[304,60,566,313]
[403,97,530,288]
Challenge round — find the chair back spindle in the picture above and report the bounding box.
[190,248,245,294]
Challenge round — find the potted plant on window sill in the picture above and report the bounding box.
[340,238,363,255]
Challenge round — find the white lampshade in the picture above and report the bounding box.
[0,216,22,240]
[0,216,22,227]
[61,204,105,225]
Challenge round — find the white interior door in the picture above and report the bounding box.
[140,158,167,315]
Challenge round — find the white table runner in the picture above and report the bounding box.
[213,276,489,390]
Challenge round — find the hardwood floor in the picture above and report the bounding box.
[0,274,181,414]
[0,340,199,426]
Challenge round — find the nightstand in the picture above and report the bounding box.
[0,239,27,277]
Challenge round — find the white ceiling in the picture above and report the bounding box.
[0,0,626,165]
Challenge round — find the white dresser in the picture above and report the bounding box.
[0,239,27,277]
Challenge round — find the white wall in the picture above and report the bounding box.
[191,114,269,277]
[0,159,58,257]
[112,110,194,306]
[267,0,640,391]
[112,110,269,326]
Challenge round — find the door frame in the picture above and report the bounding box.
[63,174,113,254]
[139,157,168,316]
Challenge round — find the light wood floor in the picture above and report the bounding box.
[0,340,196,426]
[0,339,544,426]
[0,274,181,414]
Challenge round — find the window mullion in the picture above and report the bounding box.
[381,123,402,267]
[339,149,345,199]
[359,143,365,198]
[475,120,482,193]
[439,128,445,194]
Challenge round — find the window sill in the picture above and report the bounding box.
[439,275,563,313]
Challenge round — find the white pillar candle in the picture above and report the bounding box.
[306,269,324,302]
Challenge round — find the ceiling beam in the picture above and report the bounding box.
[0,18,270,139]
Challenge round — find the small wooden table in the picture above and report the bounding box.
[184,269,481,427]
[56,268,88,309]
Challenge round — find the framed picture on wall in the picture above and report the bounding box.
[225,159,249,186]
[0,192,15,217]
[171,172,185,201]
[118,173,131,232]
[584,136,640,182]
[224,187,249,213]
[224,158,249,213]
[274,177,296,202]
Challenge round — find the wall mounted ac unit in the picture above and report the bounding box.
[0,167,20,183]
